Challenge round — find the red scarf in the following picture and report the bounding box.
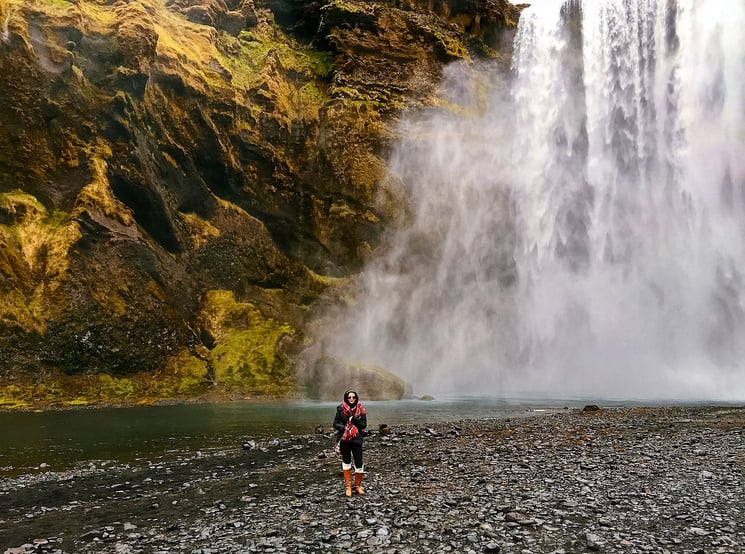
[340,401,367,441]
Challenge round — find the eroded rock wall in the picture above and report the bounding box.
[0,0,520,408]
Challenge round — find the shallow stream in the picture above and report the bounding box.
[0,397,580,476]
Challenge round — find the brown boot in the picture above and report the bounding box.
[354,471,365,495]
[343,469,352,497]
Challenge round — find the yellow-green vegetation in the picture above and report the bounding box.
[0,189,46,222]
[153,19,230,96]
[347,151,386,199]
[299,82,324,105]
[162,348,210,392]
[434,31,470,60]
[0,190,80,333]
[306,50,333,79]
[0,0,15,33]
[307,268,349,291]
[178,211,221,249]
[0,142,135,334]
[25,0,234,98]
[0,0,520,410]
[0,362,212,410]
[197,290,296,395]
[328,0,368,14]
[216,27,332,119]
[73,139,135,226]
[39,0,71,8]
[71,0,128,33]
[0,384,30,410]
[6,0,72,13]
[217,30,283,90]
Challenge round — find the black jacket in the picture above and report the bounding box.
[333,404,367,445]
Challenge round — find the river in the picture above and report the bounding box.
[0,397,594,476]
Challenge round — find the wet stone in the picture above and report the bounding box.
[2,407,745,553]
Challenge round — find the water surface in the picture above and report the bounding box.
[0,397,571,475]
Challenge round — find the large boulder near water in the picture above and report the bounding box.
[0,0,521,408]
[297,353,411,401]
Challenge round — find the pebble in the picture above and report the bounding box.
[1,407,743,553]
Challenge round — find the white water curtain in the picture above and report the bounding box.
[330,0,745,400]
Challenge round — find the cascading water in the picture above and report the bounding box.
[329,0,745,401]
[2,10,10,44]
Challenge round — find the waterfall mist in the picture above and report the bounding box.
[2,9,11,43]
[328,0,745,401]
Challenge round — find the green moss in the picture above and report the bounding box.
[327,85,404,113]
[161,349,210,395]
[43,209,71,227]
[65,398,92,407]
[0,190,79,333]
[0,190,46,221]
[0,191,74,236]
[215,34,275,90]
[216,29,332,96]
[98,374,137,400]
[328,0,366,13]
[0,384,30,410]
[322,0,375,27]
[307,268,347,288]
[38,0,71,9]
[299,82,325,104]
[433,31,470,60]
[306,50,333,78]
[0,358,213,410]
[329,201,358,218]
[32,381,64,402]
[0,399,31,410]
[199,290,296,395]
[211,323,291,391]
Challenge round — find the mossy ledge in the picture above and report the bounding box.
[0,0,521,409]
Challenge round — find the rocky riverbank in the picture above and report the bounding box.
[1,406,744,553]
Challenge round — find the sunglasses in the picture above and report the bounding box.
[347,394,357,399]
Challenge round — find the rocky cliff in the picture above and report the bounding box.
[0,0,521,409]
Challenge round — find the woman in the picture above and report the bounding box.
[333,389,368,496]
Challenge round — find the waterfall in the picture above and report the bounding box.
[329,0,745,401]
[2,9,10,44]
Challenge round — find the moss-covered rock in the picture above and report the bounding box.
[296,351,410,401]
[0,0,520,408]
[194,289,296,394]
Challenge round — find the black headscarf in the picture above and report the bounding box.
[343,389,359,408]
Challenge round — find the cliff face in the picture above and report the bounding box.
[0,0,520,408]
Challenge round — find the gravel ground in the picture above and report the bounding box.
[1,406,744,553]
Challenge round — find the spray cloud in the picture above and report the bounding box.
[329,0,745,401]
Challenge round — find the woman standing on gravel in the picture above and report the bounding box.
[333,389,368,497]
